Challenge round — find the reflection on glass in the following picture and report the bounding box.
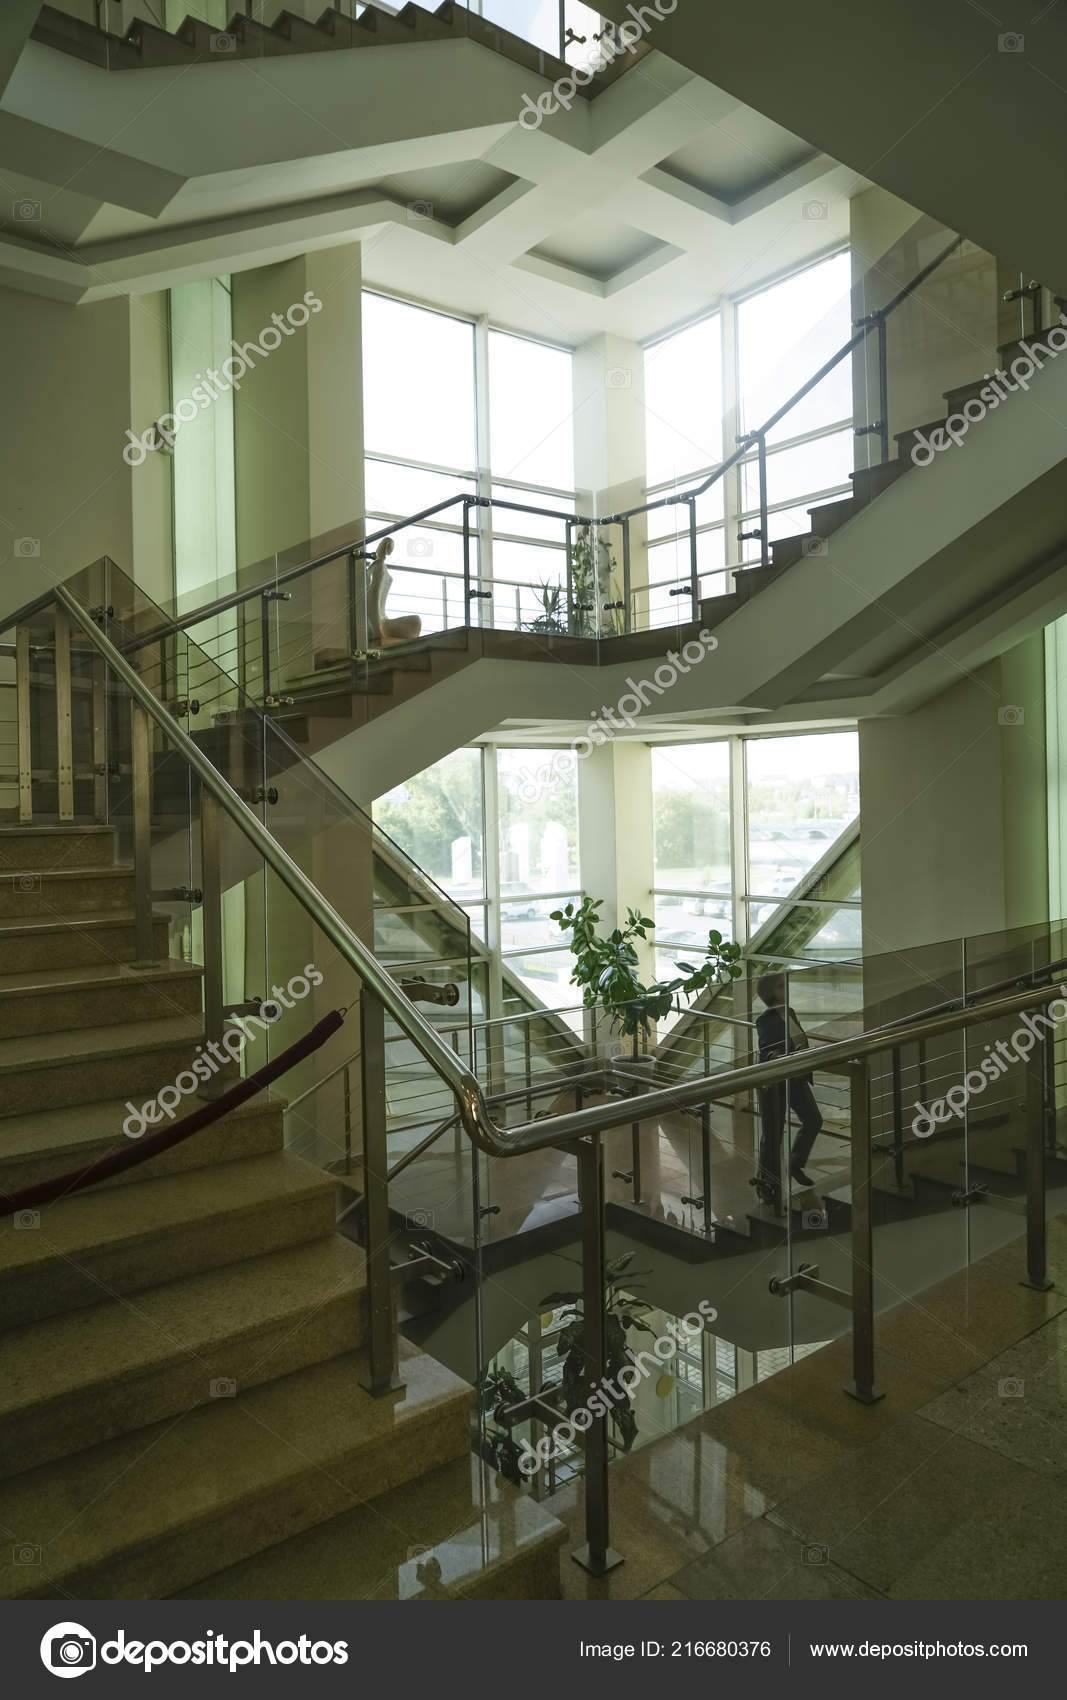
[373,748,484,904]
[497,748,579,896]
[737,251,853,443]
[745,733,859,898]
[652,742,732,896]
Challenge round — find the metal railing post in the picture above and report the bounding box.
[622,516,632,633]
[845,1056,882,1403]
[462,497,472,615]
[130,702,154,966]
[54,605,74,820]
[876,313,889,464]
[359,987,401,1395]
[260,593,272,703]
[199,787,225,1051]
[687,495,699,621]
[756,432,769,568]
[15,626,32,823]
[1022,1028,1053,1291]
[573,1133,623,1576]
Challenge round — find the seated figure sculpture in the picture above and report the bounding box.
[366,537,422,648]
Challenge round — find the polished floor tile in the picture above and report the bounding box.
[765,1413,1037,1596]
[672,1515,883,1601]
[917,1311,1067,1475]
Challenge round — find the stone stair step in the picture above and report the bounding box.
[0,1151,335,1332]
[0,1094,284,1195]
[0,1343,471,1600]
[0,910,170,973]
[0,959,203,1041]
[179,1453,565,1601]
[0,1236,367,1480]
[0,866,134,919]
[0,825,117,871]
[0,1014,207,1116]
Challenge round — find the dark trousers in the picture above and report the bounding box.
[757,1077,823,1187]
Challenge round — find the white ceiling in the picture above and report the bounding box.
[0,24,862,345]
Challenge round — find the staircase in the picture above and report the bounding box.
[0,823,565,1600]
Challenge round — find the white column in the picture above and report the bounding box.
[571,331,649,624]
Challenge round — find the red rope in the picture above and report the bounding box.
[0,1008,345,1220]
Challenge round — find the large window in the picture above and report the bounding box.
[651,730,860,953]
[496,747,581,1003]
[642,251,854,613]
[373,748,484,911]
[361,294,575,635]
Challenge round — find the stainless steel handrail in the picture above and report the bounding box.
[57,584,1067,1160]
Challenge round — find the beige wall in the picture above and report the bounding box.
[0,282,173,626]
[860,634,1048,966]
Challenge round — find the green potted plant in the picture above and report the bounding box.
[525,580,566,635]
[569,523,622,637]
[549,894,743,1041]
[539,1251,654,1453]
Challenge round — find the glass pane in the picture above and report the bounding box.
[745,732,860,898]
[365,458,475,517]
[496,747,579,895]
[653,893,732,946]
[363,294,476,469]
[644,315,723,487]
[501,896,575,951]
[489,330,575,490]
[651,743,732,894]
[484,0,560,54]
[373,748,484,903]
[741,427,853,511]
[737,251,853,445]
[504,949,577,1005]
[491,486,571,542]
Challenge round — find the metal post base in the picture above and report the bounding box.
[572,1544,624,1577]
[843,1381,885,1405]
[1020,1275,1054,1292]
[358,1364,404,1398]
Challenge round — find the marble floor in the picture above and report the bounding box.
[544,1211,1067,1600]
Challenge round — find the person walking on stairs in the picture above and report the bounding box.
[750,970,822,1211]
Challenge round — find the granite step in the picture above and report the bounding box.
[0,1093,284,1195]
[0,866,135,919]
[0,1015,208,1116]
[0,910,170,973]
[0,959,203,1040]
[0,1342,471,1600]
[0,1236,367,1480]
[0,1151,336,1332]
[180,1453,565,1601]
[0,825,117,872]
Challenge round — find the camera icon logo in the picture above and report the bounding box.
[41,1623,96,1679]
[408,537,434,558]
[998,1376,1025,1398]
[802,1207,828,1231]
[14,1542,41,1564]
[801,1543,829,1566]
[407,200,434,222]
[13,199,41,221]
[408,1207,435,1229]
[209,1377,237,1398]
[14,538,40,558]
[210,31,237,53]
[802,536,828,558]
[14,872,41,894]
[802,199,828,221]
[998,705,1024,726]
[14,1210,40,1231]
[605,367,632,390]
[998,32,1024,52]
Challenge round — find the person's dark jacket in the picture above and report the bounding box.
[756,1005,814,1087]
